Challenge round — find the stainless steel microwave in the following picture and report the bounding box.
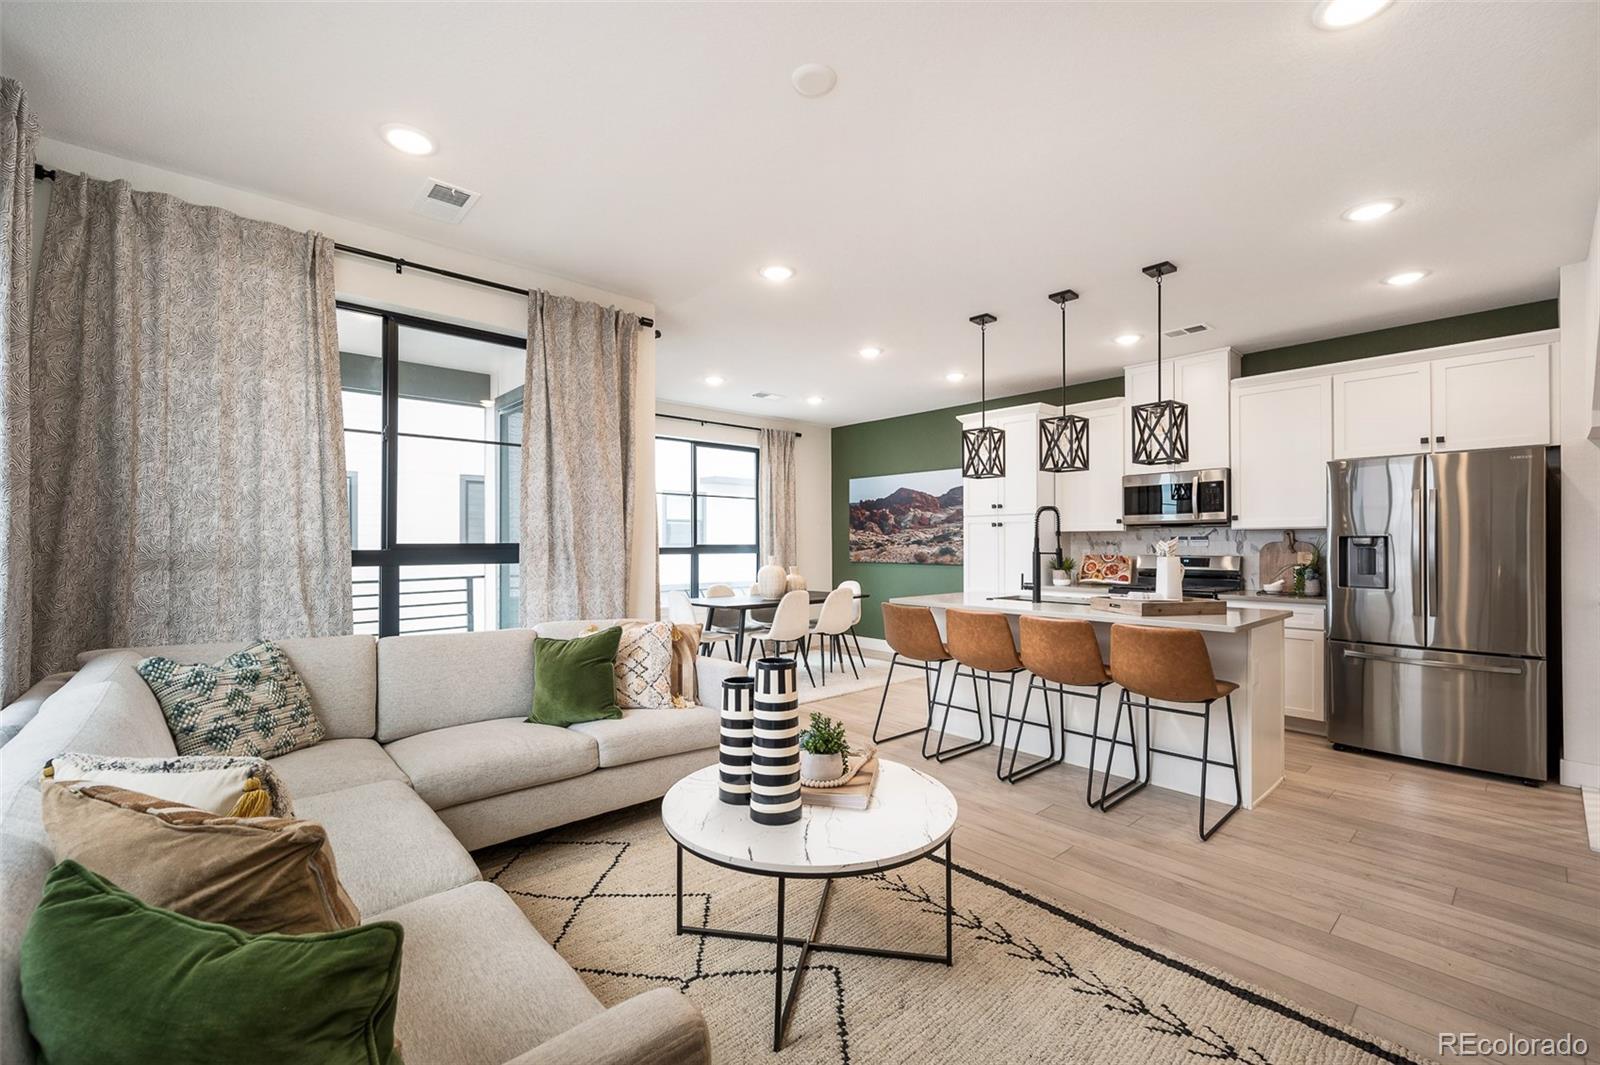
[1121,468,1231,527]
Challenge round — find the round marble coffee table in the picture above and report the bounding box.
[661,759,958,1052]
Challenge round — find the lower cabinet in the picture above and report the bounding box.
[1283,625,1326,725]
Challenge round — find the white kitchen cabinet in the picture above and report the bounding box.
[1122,348,1238,474]
[1229,375,1333,529]
[1331,362,1433,459]
[958,403,1057,516]
[1053,399,1124,532]
[1282,626,1325,725]
[962,514,1035,599]
[1430,344,1551,451]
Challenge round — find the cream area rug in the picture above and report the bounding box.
[476,806,1429,1065]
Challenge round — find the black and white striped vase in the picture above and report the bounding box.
[749,657,802,825]
[718,676,756,805]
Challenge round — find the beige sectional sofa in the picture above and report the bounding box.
[0,624,744,1065]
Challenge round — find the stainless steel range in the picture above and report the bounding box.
[1106,554,1244,598]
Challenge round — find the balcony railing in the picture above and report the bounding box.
[353,575,482,635]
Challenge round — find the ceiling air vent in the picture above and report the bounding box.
[1162,322,1211,339]
[751,391,786,401]
[412,178,480,224]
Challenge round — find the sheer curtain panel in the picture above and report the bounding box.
[0,77,37,702]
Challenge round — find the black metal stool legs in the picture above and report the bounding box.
[929,664,994,762]
[870,654,944,746]
[1000,674,1061,783]
[1096,689,1149,811]
[1198,694,1243,841]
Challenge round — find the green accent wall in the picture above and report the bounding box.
[1239,300,1557,377]
[832,378,1121,639]
[831,300,1557,640]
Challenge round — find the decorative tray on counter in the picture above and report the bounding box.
[1089,596,1227,617]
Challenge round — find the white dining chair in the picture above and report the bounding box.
[839,579,865,667]
[808,586,858,685]
[668,590,734,659]
[702,584,754,635]
[746,589,815,686]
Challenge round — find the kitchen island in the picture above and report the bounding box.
[889,592,1290,809]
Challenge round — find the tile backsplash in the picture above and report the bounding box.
[1062,527,1327,591]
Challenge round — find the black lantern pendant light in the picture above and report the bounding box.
[1130,261,1189,466]
[961,313,1005,480]
[1039,288,1089,473]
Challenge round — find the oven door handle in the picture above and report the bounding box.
[1340,649,1522,676]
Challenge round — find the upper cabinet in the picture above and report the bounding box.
[1053,398,1124,532]
[957,403,1056,516]
[1122,347,1239,474]
[1230,375,1332,529]
[1331,362,1433,459]
[1430,345,1551,452]
[1331,342,1552,459]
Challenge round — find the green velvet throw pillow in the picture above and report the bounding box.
[530,626,625,727]
[21,860,404,1065]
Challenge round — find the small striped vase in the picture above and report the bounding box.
[749,657,802,826]
[718,677,756,805]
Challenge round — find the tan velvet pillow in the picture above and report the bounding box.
[41,781,360,934]
[667,622,701,707]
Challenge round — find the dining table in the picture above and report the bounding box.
[687,590,870,663]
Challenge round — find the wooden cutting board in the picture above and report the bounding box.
[1258,530,1316,590]
[1090,596,1227,616]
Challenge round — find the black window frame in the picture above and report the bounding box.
[340,300,522,636]
[655,436,760,597]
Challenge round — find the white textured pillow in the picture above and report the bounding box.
[570,619,676,709]
[45,754,293,818]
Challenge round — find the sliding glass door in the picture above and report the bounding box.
[337,303,524,636]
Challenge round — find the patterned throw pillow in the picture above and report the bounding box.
[45,753,294,818]
[136,641,325,759]
[586,620,675,709]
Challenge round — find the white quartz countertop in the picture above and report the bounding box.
[890,592,1290,634]
[1221,592,1327,606]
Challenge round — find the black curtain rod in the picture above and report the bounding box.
[658,412,801,438]
[34,163,657,334]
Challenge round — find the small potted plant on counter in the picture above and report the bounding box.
[1293,545,1323,597]
[799,711,849,783]
[1049,557,1072,587]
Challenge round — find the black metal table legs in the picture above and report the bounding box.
[674,840,955,1052]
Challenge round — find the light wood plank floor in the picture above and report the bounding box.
[810,670,1600,1065]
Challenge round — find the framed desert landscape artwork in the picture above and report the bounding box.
[848,469,964,565]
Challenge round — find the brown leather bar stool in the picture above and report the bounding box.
[1009,616,1122,796]
[1101,624,1242,841]
[873,603,956,752]
[941,608,1025,775]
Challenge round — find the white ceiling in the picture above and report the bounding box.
[5,2,1596,427]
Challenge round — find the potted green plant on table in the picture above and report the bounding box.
[798,711,849,783]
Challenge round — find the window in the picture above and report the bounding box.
[656,438,758,599]
[338,305,523,635]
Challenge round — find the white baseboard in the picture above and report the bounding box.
[1584,788,1600,854]
[1560,758,1600,790]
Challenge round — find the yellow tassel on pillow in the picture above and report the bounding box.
[228,777,272,818]
[40,765,54,779]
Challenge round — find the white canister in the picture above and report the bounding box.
[1154,556,1185,600]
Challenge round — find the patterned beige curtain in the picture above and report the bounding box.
[520,291,638,622]
[27,172,351,677]
[759,428,797,568]
[0,78,38,703]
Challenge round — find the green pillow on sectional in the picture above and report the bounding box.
[21,860,403,1065]
[530,626,625,727]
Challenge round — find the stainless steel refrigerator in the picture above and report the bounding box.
[1327,445,1548,781]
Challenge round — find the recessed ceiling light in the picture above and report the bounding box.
[704,374,725,386]
[1383,270,1429,287]
[759,265,795,283]
[945,371,966,383]
[380,124,435,156]
[858,346,882,360]
[1312,0,1392,29]
[1114,334,1142,347]
[791,64,838,98]
[1342,199,1401,223]
[805,395,824,406]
